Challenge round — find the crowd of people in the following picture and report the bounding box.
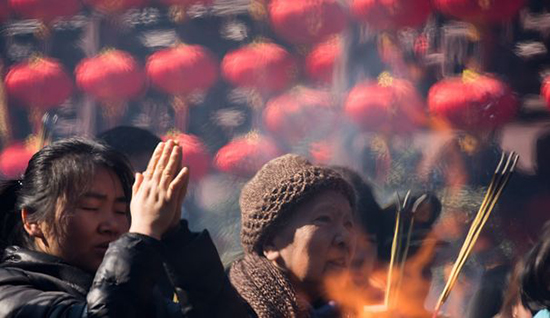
[0,126,547,318]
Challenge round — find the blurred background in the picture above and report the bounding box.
[2,0,550,316]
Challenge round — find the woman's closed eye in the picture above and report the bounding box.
[79,206,99,211]
[314,215,332,224]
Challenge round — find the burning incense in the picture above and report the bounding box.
[384,192,403,309]
[433,152,519,317]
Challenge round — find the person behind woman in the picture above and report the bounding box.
[229,154,357,318]
[0,137,247,317]
[520,222,550,318]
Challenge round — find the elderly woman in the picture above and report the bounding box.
[229,154,357,317]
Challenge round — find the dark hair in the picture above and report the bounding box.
[520,222,550,312]
[0,137,133,250]
[330,166,383,237]
[536,129,550,180]
[97,126,161,158]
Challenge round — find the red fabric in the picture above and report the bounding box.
[214,135,281,177]
[75,50,145,102]
[147,45,218,96]
[269,0,347,45]
[263,87,336,144]
[433,0,526,23]
[9,0,80,22]
[163,133,211,181]
[351,0,432,30]
[5,57,73,110]
[344,79,426,133]
[428,74,518,130]
[84,0,148,14]
[305,37,341,84]
[222,42,297,94]
[0,143,34,179]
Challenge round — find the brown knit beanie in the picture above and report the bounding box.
[239,154,356,254]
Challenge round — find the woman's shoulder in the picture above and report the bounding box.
[0,246,91,297]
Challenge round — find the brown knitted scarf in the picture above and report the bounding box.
[229,253,310,318]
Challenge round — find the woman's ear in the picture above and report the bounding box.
[21,208,45,239]
[262,238,281,262]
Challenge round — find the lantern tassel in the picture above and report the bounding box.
[173,95,189,133]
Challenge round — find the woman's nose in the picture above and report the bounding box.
[333,224,356,251]
[98,212,121,236]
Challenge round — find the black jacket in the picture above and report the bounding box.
[0,221,248,318]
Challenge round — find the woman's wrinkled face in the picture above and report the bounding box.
[42,167,130,273]
[264,190,356,299]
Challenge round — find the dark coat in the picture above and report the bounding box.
[0,221,248,318]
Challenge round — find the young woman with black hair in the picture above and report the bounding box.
[0,137,247,318]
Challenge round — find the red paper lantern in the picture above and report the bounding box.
[309,140,333,164]
[214,133,281,177]
[163,133,210,181]
[147,45,218,96]
[222,42,297,94]
[305,37,341,84]
[344,75,426,133]
[428,73,518,130]
[541,76,550,110]
[75,50,145,102]
[433,0,526,23]
[0,142,35,178]
[84,0,148,14]
[9,0,80,22]
[263,87,337,143]
[269,0,347,45]
[5,57,73,110]
[351,0,432,30]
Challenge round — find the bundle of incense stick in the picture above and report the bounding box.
[365,192,431,315]
[432,151,520,318]
[385,190,413,309]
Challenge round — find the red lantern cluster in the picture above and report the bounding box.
[147,45,218,96]
[163,133,210,181]
[214,134,281,177]
[433,0,526,23]
[0,142,34,178]
[352,0,432,30]
[344,75,426,133]
[269,0,347,45]
[5,57,73,110]
[263,87,337,144]
[84,0,148,14]
[428,73,518,130]
[9,0,80,22]
[222,42,297,94]
[305,37,341,84]
[75,50,145,103]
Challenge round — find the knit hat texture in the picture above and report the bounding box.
[239,154,355,254]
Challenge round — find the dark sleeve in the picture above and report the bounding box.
[162,220,250,318]
[0,233,176,318]
[86,233,169,317]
